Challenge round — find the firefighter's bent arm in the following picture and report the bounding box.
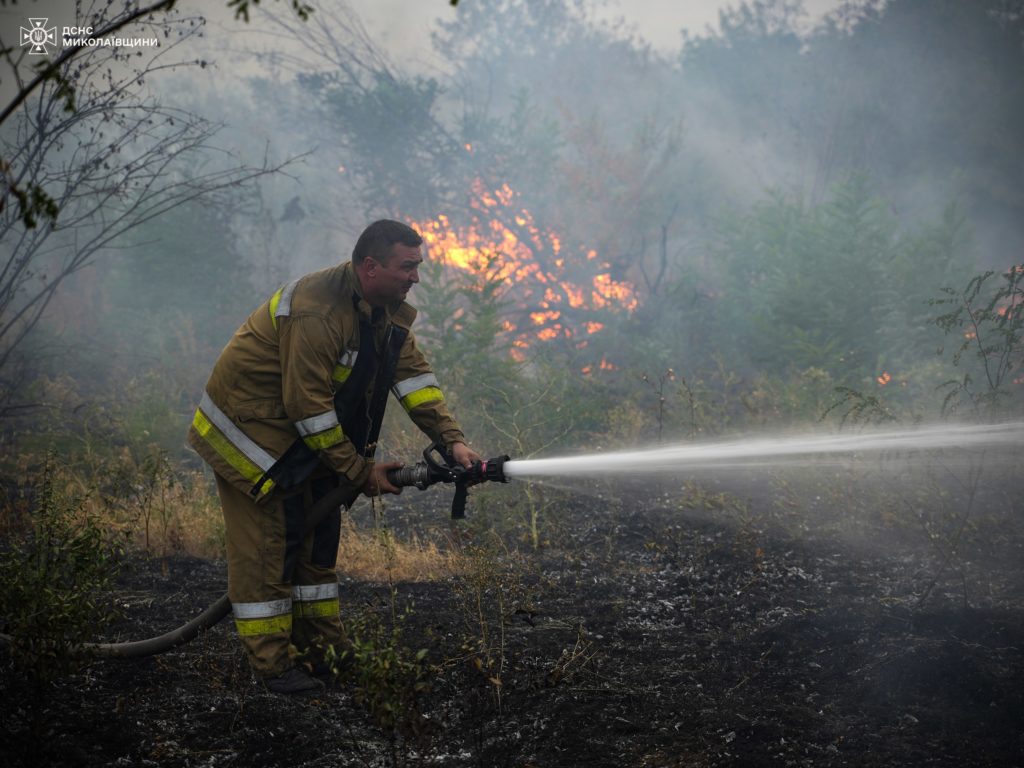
[392,329,467,451]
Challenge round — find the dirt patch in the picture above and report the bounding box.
[1,489,1022,767]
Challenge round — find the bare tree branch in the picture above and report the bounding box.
[0,4,304,414]
[0,0,179,127]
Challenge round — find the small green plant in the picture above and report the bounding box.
[447,537,538,717]
[328,603,435,751]
[640,368,677,443]
[452,543,508,710]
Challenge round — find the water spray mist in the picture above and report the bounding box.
[500,421,1024,479]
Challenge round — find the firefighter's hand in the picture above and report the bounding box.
[360,460,403,497]
[450,441,481,469]
[450,442,485,487]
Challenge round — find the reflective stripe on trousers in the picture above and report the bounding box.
[233,583,339,632]
[292,582,340,619]
[233,598,292,637]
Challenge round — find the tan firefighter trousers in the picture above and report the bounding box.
[216,472,349,678]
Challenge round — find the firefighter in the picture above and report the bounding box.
[187,219,480,694]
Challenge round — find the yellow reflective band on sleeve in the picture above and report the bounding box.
[292,598,340,620]
[332,350,357,385]
[393,373,438,398]
[302,425,344,451]
[235,613,293,637]
[268,279,299,332]
[269,287,284,330]
[192,408,275,494]
[400,386,444,412]
[295,410,339,436]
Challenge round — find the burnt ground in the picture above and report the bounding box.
[1,475,1023,768]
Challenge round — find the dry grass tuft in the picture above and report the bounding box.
[4,452,464,581]
[335,515,464,583]
[2,453,226,560]
[69,464,226,559]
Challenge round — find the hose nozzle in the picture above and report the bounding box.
[386,462,432,490]
[464,454,511,485]
[385,443,511,518]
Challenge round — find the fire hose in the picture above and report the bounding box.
[0,444,510,659]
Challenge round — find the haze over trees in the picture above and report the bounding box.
[3,0,1022,450]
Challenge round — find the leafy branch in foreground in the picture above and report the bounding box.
[930,264,1024,417]
[822,385,900,428]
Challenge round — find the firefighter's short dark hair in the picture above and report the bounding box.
[352,220,423,266]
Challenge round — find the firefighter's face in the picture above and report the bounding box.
[363,243,422,305]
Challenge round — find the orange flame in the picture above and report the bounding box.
[409,179,638,355]
[592,274,639,311]
[530,310,561,325]
[563,284,585,309]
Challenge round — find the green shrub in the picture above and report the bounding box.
[325,601,435,748]
[0,459,123,687]
[0,458,124,756]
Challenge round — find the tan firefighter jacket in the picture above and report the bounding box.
[188,261,466,502]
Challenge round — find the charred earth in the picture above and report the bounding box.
[1,481,1022,768]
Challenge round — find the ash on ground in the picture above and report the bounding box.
[2,482,1022,768]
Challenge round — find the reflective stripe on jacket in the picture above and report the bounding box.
[188,261,466,501]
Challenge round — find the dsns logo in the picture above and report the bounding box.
[20,18,57,55]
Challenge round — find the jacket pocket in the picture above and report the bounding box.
[235,398,288,423]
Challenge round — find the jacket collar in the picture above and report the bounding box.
[342,261,417,329]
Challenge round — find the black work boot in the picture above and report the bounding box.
[264,667,325,696]
[312,660,352,690]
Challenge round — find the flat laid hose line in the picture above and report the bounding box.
[0,482,360,659]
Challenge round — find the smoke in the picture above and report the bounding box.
[6,0,1023,455]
